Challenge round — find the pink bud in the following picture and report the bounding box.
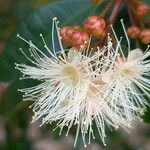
[136,4,149,17]
[139,29,150,44]
[60,26,80,46]
[71,32,89,49]
[84,16,106,37]
[127,26,140,39]
[60,26,75,45]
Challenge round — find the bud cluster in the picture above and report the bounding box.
[60,15,106,49]
[126,0,150,44]
[60,26,89,49]
[127,0,149,18]
[60,0,149,48]
[127,26,150,44]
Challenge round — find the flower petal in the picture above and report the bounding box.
[127,48,143,62]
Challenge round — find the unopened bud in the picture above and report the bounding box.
[60,26,80,45]
[127,26,140,39]
[84,16,106,37]
[136,4,149,17]
[71,32,89,49]
[139,29,150,44]
[60,26,75,45]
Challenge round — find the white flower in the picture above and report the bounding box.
[80,77,131,147]
[101,20,150,121]
[15,17,149,148]
[16,17,127,147]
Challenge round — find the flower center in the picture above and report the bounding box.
[115,57,137,81]
[61,65,79,87]
[120,66,136,80]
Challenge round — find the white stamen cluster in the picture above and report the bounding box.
[15,18,150,147]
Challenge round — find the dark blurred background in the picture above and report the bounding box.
[0,0,150,150]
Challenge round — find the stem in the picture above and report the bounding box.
[108,0,122,25]
[99,0,114,17]
[139,19,145,29]
[126,0,139,25]
[126,2,136,25]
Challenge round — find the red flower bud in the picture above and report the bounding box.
[60,26,76,45]
[127,26,140,39]
[136,4,149,17]
[60,26,80,45]
[60,26,89,49]
[71,32,89,49]
[139,29,150,44]
[84,16,106,37]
